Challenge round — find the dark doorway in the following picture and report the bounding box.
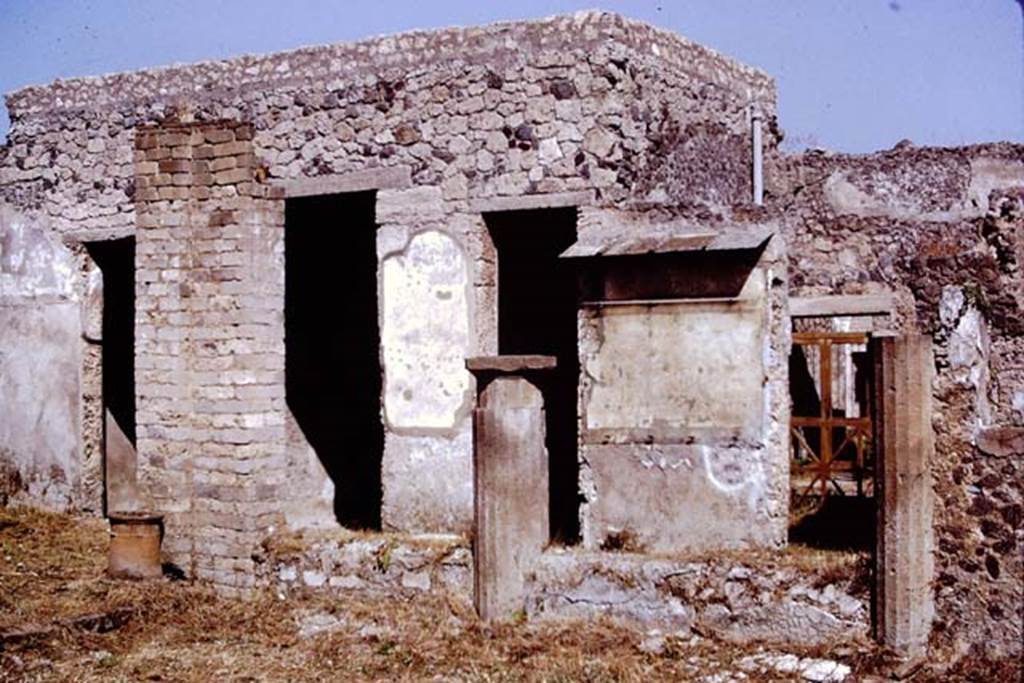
[485,208,581,544]
[285,191,383,529]
[85,237,136,515]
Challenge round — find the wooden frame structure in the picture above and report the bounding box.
[790,331,873,506]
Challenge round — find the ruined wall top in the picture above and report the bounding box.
[5,11,773,123]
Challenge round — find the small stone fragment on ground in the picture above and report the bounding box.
[638,628,666,655]
[739,652,851,682]
[296,611,348,638]
[357,623,396,642]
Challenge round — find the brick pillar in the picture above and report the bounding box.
[133,121,287,595]
[871,334,935,659]
[467,355,555,621]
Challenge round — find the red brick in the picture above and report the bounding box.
[204,129,235,144]
[212,141,249,158]
[209,156,237,172]
[135,132,158,150]
[158,159,191,173]
[158,132,188,148]
[214,168,252,185]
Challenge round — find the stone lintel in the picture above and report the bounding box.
[376,186,444,224]
[275,166,412,198]
[790,294,895,318]
[62,227,136,245]
[468,191,594,214]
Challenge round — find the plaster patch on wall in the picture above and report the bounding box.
[941,285,993,424]
[823,169,977,222]
[381,428,473,534]
[579,443,777,552]
[0,303,82,509]
[381,230,471,431]
[968,157,1024,211]
[582,293,765,440]
[282,409,337,531]
[82,265,103,341]
[0,204,75,300]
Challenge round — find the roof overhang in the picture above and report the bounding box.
[559,208,774,259]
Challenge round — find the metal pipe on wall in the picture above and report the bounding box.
[751,108,764,206]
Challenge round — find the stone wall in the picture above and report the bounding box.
[1,11,774,236]
[0,11,777,539]
[576,236,791,553]
[264,530,471,599]
[773,142,1024,659]
[262,527,869,651]
[527,550,869,648]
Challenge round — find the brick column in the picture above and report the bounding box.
[133,121,287,595]
[467,355,555,621]
[871,334,936,659]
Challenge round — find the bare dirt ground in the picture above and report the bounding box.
[0,507,1010,682]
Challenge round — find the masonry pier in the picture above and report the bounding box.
[468,355,555,621]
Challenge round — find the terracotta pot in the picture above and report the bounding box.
[108,511,164,580]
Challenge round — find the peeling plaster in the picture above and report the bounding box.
[0,204,76,300]
[381,230,472,433]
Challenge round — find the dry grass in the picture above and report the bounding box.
[1,506,1016,682]
[0,506,808,682]
[0,506,110,630]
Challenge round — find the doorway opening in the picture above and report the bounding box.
[85,237,137,515]
[285,191,384,530]
[788,327,875,551]
[485,207,581,544]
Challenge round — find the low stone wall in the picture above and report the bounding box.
[261,528,869,649]
[526,550,869,647]
[260,530,472,598]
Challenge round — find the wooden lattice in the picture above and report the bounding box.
[790,332,873,509]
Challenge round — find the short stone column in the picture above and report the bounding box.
[467,355,556,621]
[871,334,935,659]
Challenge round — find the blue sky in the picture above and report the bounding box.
[0,1,1021,152]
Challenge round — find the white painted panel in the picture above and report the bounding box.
[381,230,471,430]
[583,270,766,439]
